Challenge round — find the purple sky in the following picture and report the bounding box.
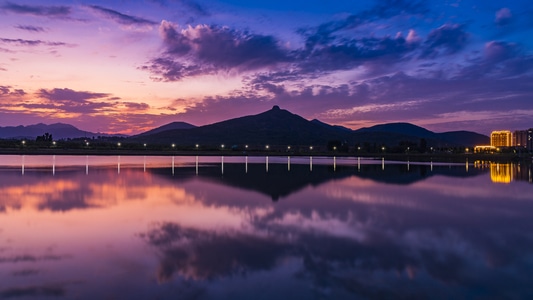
[0,0,532,135]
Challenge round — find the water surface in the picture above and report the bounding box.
[0,155,532,299]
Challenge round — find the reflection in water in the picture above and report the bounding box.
[0,156,532,299]
[474,161,533,184]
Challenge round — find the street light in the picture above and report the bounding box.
[309,146,313,151]
[221,144,225,149]
[117,142,121,147]
[265,145,269,150]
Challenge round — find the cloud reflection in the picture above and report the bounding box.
[137,163,533,298]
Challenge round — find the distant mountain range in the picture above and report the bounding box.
[132,106,489,147]
[0,123,123,140]
[136,121,197,137]
[0,107,489,147]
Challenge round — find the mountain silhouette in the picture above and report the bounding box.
[356,122,435,138]
[133,106,349,146]
[0,123,120,140]
[135,121,197,137]
[134,106,488,148]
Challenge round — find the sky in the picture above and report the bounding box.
[0,0,532,135]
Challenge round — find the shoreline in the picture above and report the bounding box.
[0,148,530,163]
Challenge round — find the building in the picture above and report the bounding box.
[491,130,512,147]
[514,130,527,148]
[513,129,533,151]
[526,128,533,152]
[474,145,496,153]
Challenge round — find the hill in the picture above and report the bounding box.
[133,106,351,146]
[135,122,196,137]
[133,106,488,148]
[356,122,435,138]
[355,123,489,147]
[0,123,117,140]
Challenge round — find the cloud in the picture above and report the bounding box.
[457,41,533,79]
[178,0,210,17]
[31,88,114,114]
[495,8,513,26]
[142,21,291,80]
[299,34,419,73]
[147,0,210,17]
[87,5,158,26]
[1,2,70,17]
[0,285,65,298]
[123,102,150,110]
[421,24,469,58]
[0,38,73,47]
[0,86,26,97]
[14,25,46,32]
[38,88,109,102]
[0,254,68,263]
[299,0,428,50]
[139,222,289,281]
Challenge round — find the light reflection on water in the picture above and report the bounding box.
[0,155,532,300]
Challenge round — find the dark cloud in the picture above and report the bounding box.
[1,2,70,17]
[495,8,513,26]
[0,86,26,96]
[147,0,210,17]
[421,24,469,58]
[299,34,419,73]
[179,0,210,17]
[457,41,533,79]
[123,102,150,110]
[299,0,428,50]
[38,88,109,102]
[139,222,289,281]
[15,25,46,32]
[34,88,114,114]
[0,38,73,47]
[142,21,291,80]
[141,57,206,81]
[87,5,158,26]
[0,254,67,263]
[0,285,65,298]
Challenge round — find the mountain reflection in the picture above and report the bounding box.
[0,160,494,212]
[1,157,532,299]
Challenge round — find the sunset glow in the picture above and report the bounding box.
[1,0,532,134]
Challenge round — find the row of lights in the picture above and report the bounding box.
[23,141,469,153]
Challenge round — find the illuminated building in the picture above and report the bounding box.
[474,145,496,153]
[490,130,512,147]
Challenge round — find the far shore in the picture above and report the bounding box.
[0,148,530,163]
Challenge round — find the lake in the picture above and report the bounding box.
[0,155,532,299]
